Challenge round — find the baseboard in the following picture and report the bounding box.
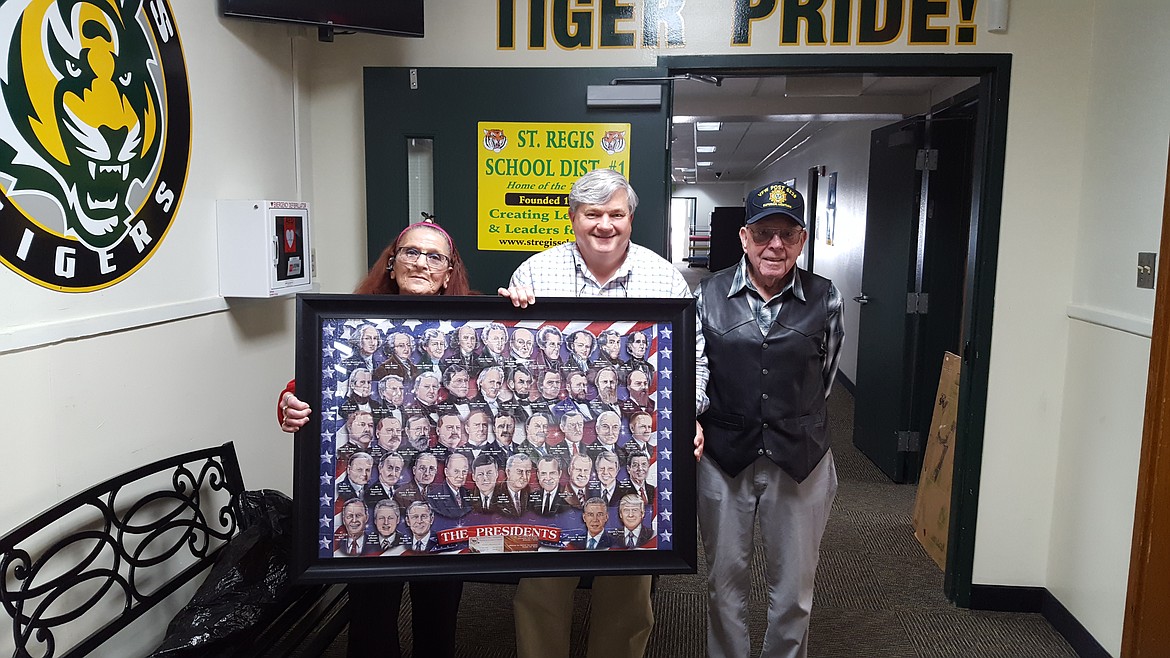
[969,585,1110,658]
[835,372,856,396]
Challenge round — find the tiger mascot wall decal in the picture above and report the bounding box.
[0,0,190,292]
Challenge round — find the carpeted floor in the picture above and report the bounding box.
[318,386,1077,657]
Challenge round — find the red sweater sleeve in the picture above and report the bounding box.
[277,379,296,426]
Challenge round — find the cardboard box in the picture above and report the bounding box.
[912,352,961,570]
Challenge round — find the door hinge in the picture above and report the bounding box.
[906,292,930,314]
[896,431,922,452]
[915,148,938,171]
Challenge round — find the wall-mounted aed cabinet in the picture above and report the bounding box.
[216,200,312,297]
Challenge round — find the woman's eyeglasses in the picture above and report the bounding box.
[746,226,804,246]
[391,247,452,271]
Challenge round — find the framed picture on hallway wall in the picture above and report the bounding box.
[291,293,698,582]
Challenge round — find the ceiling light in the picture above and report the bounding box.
[696,161,714,167]
[696,122,722,131]
[696,146,716,153]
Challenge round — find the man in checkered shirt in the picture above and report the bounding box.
[500,168,701,658]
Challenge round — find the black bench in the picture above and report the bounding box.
[0,442,347,658]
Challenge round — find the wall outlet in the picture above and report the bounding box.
[1138,252,1156,289]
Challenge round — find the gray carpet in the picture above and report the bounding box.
[320,387,1077,657]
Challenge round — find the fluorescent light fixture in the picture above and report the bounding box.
[696,146,716,153]
[696,122,722,131]
[696,161,713,167]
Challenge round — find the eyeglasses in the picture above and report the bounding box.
[391,247,451,271]
[747,226,805,246]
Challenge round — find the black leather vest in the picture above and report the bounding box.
[698,267,832,481]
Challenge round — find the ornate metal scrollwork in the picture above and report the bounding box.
[0,443,243,658]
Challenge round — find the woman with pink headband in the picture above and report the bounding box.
[277,220,471,658]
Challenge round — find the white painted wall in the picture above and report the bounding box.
[1045,1,1168,652]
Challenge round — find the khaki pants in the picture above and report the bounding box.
[514,575,654,658]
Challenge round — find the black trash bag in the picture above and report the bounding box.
[149,489,295,657]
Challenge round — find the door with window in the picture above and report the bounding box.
[363,67,672,290]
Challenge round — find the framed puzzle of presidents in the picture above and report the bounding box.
[292,294,697,582]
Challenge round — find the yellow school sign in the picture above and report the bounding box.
[478,121,630,252]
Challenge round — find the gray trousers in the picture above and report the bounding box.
[697,451,837,658]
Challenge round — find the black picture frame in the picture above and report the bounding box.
[292,294,697,583]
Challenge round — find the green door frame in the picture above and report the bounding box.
[658,53,1012,608]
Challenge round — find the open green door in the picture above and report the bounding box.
[363,67,671,292]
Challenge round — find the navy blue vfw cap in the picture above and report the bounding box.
[745,182,805,227]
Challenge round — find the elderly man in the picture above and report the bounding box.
[695,181,843,658]
[399,413,432,468]
[622,329,653,382]
[338,368,374,419]
[534,325,564,377]
[499,169,693,658]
